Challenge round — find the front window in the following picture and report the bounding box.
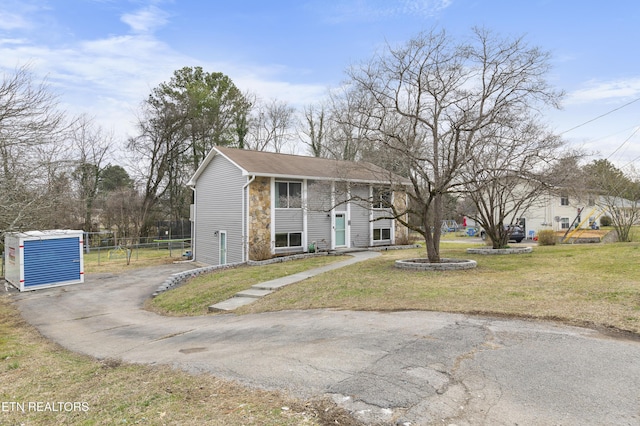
[373,228,391,241]
[372,188,392,209]
[276,181,302,208]
[560,217,570,229]
[560,193,569,206]
[275,232,303,248]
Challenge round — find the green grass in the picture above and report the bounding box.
[203,242,640,335]
[83,247,182,273]
[147,255,347,315]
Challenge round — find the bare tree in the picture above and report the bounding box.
[345,27,563,262]
[462,118,575,248]
[324,84,376,161]
[584,159,640,242]
[299,102,327,157]
[128,100,189,236]
[102,187,144,239]
[247,98,296,152]
[0,64,69,242]
[70,114,112,232]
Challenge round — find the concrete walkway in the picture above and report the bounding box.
[208,250,380,311]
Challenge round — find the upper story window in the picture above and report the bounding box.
[560,193,569,206]
[372,188,392,209]
[276,181,302,208]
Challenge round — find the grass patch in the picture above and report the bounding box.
[147,255,347,316]
[0,294,361,425]
[84,247,183,274]
[225,242,640,335]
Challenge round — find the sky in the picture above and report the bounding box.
[2,0,640,171]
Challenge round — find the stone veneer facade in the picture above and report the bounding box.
[393,190,410,243]
[248,177,272,260]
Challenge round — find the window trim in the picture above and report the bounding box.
[373,228,391,241]
[275,181,302,209]
[372,188,392,209]
[275,232,303,248]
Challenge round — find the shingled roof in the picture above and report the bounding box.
[189,146,409,185]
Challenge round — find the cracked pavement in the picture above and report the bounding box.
[10,263,640,425]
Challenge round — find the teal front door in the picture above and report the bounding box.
[335,213,346,247]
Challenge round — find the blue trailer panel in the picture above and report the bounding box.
[4,230,84,291]
[23,237,82,287]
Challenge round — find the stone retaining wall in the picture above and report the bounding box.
[466,247,533,255]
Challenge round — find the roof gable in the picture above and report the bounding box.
[189,146,408,185]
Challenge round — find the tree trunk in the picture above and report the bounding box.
[423,194,442,262]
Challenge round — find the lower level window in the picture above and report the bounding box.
[275,232,302,248]
[373,228,391,240]
[560,218,570,229]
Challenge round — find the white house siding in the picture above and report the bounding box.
[512,191,606,238]
[350,184,371,248]
[194,154,245,266]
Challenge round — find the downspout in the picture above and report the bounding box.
[302,179,308,252]
[185,185,197,262]
[369,185,374,246]
[242,175,256,262]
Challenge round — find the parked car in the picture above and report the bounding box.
[480,225,525,243]
[508,225,525,243]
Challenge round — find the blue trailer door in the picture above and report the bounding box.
[23,237,81,287]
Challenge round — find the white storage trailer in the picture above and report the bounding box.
[4,230,84,291]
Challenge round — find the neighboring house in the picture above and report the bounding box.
[513,190,611,238]
[187,146,409,266]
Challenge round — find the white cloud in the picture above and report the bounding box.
[0,10,30,30]
[320,0,453,24]
[0,1,333,149]
[121,5,170,34]
[565,78,640,105]
[234,74,328,106]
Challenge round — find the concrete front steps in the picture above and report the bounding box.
[207,270,320,312]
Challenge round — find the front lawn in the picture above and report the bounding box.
[147,255,346,316]
[153,242,640,335]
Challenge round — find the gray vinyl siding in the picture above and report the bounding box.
[194,154,245,266]
[350,184,371,247]
[307,180,332,250]
[274,209,304,233]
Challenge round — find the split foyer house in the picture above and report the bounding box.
[187,146,410,266]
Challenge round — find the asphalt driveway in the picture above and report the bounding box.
[11,262,640,425]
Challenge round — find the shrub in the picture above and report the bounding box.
[537,229,557,246]
[599,215,612,227]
